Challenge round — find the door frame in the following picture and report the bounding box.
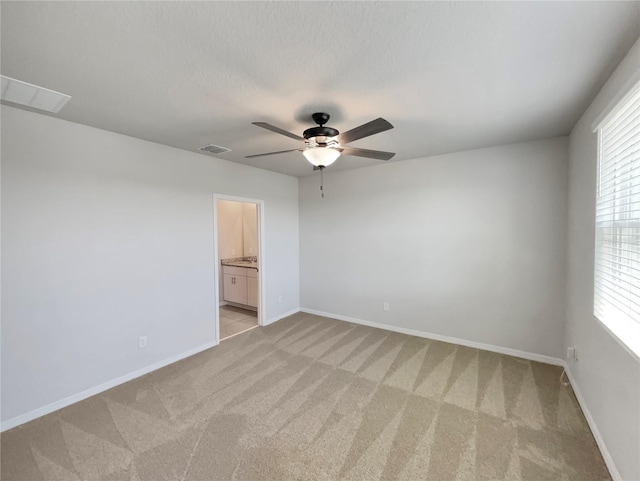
[212,194,266,344]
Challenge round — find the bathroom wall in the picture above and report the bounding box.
[242,203,258,257]
[216,199,259,302]
[217,200,244,260]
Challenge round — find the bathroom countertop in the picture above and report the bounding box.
[221,261,258,269]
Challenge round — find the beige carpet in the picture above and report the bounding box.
[1,312,610,481]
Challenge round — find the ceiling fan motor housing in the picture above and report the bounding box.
[303,126,339,140]
[304,112,339,146]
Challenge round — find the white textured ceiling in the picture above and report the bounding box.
[2,1,639,177]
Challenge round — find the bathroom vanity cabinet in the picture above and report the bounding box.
[223,265,258,308]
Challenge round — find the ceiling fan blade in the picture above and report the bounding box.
[339,118,394,144]
[252,122,304,141]
[338,146,396,161]
[245,148,302,159]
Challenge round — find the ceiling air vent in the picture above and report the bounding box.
[1,75,71,113]
[199,144,231,155]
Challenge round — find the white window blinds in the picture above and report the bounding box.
[594,83,640,354]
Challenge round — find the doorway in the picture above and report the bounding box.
[213,196,264,342]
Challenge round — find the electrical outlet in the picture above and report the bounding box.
[383,302,390,311]
[138,336,148,349]
[278,296,283,303]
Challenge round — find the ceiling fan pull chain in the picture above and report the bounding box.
[320,167,324,198]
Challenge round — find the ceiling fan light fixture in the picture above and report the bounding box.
[302,147,341,167]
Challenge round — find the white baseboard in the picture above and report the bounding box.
[300,308,564,366]
[3,308,301,431]
[263,308,300,326]
[1,307,620,481]
[1,340,218,433]
[563,364,622,481]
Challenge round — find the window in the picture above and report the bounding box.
[594,82,640,357]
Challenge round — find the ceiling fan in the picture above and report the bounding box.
[246,112,395,169]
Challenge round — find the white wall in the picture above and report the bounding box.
[1,105,300,425]
[300,137,568,359]
[565,38,640,481]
